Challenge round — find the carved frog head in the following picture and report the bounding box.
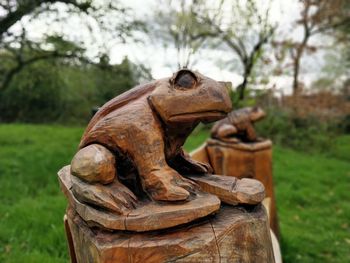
[149,69,232,125]
[249,107,266,122]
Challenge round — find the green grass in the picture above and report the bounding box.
[0,125,83,263]
[274,145,350,262]
[0,124,349,262]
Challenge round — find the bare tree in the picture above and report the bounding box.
[151,0,275,100]
[150,0,213,69]
[192,0,276,100]
[274,0,350,96]
[0,0,91,40]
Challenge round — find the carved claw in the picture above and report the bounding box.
[70,144,139,213]
[150,185,190,202]
[71,175,137,215]
[183,158,213,174]
[143,168,200,201]
[171,149,213,174]
[174,176,199,194]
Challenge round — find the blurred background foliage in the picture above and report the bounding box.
[0,0,348,153]
[0,55,145,123]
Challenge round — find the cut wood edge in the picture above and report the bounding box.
[271,229,282,263]
[63,214,77,263]
[188,174,265,205]
[207,138,272,152]
[58,165,221,232]
[65,204,275,263]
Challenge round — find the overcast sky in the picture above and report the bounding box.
[12,0,336,95]
[115,0,300,77]
[113,0,329,95]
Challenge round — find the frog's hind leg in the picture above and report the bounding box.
[216,123,237,139]
[71,144,116,184]
[70,144,137,214]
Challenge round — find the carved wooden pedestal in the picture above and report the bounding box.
[191,139,279,238]
[65,204,275,263]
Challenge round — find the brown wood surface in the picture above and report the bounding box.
[187,174,265,205]
[64,215,77,263]
[211,107,266,142]
[71,69,232,203]
[71,174,137,215]
[65,204,275,263]
[58,70,276,262]
[59,166,221,232]
[70,144,116,184]
[193,138,280,238]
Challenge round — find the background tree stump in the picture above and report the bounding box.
[191,138,280,239]
[65,204,275,263]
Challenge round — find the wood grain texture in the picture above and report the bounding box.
[187,174,265,205]
[64,215,77,263]
[72,69,232,203]
[65,204,275,263]
[71,172,138,215]
[59,166,221,232]
[197,138,280,238]
[58,70,276,262]
[70,144,116,184]
[211,107,265,142]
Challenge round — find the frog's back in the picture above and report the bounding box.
[79,81,156,149]
[227,107,252,125]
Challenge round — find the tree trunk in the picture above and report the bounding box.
[237,62,253,100]
[292,53,301,96]
[64,204,275,263]
[236,80,247,101]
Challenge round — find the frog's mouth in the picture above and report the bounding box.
[168,110,227,123]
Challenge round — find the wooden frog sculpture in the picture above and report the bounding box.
[211,106,266,142]
[71,69,232,206]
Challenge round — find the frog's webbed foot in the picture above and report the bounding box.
[170,149,213,175]
[143,167,199,202]
[71,176,137,214]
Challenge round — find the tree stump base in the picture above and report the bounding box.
[192,138,279,238]
[65,204,275,263]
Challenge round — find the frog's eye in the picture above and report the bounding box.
[174,70,197,89]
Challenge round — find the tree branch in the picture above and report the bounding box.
[0,49,104,91]
[0,0,90,39]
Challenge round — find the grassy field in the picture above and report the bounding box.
[0,124,349,262]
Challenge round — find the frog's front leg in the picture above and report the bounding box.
[169,148,213,175]
[142,166,199,201]
[245,122,257,141]
[132,138,198,202]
